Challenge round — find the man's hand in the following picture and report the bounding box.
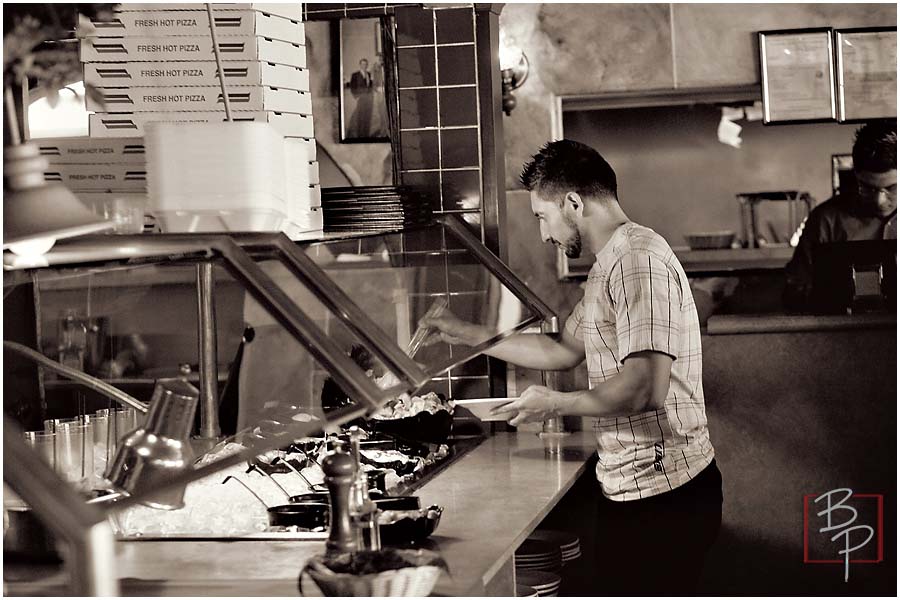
[490,385,563,427]
[419,310,486,347]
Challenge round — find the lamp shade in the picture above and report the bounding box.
[105,378,199,510]
[3,142,112,250]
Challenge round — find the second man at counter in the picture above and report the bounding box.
[421,139,722,595]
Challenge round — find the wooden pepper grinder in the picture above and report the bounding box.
[322,449,357,556]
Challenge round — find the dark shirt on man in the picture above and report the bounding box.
[783,194,897,310]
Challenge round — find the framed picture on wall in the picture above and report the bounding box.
[339,18,390,143]
[759,28,837,124]
[834,27,897,122]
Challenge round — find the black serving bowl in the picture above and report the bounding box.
[368,410,453,444]
[267,502,329,530]
[377,505,444,546]
[289,491,331,504]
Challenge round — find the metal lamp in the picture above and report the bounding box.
[3,142,113,257]
[105,378,200,510]
[499,35,529,117]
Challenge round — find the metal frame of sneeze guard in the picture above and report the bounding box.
[229,233,432,390]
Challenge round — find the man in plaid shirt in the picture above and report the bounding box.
[422,139,722,594]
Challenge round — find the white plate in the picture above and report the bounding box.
[454,398,517,421]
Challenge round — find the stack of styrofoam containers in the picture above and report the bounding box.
[36,136,151,231]
[78,3,321,236]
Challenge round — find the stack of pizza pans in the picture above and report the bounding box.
[527,530,582,564]
[321,186,433,233]
[516,571,562,597]
[515,584,539,597]
[514,539,563,573]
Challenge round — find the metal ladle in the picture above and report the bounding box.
[272,457,327,492]
[221,475,270,510]
[246,463,293,501]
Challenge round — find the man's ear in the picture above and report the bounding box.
[564,192,585,217]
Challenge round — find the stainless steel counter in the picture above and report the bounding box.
[6,432,597,597]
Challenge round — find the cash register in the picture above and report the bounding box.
[812,240,897,314]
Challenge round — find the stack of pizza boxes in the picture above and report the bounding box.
[76,3,321,236]
[37,136,151,231]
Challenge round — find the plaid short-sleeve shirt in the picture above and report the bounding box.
[565,222,714,502]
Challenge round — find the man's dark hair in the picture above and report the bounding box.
[852,120,896,174]
[520,139,618,203]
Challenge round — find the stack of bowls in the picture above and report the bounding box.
[514,539,562,573]
[516,571,561,597]
[526,530,581,564]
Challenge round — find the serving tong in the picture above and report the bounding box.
[405,296,448,359]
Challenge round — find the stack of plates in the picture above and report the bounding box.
[516,571,562,597]
[515,539,563,573]
[527,529,582,564]
[515,584,539,597]
[321,186,433,233]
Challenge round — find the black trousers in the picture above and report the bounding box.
[593,460,723,596]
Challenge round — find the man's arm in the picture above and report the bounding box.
[495,350,673,425]
[420,311,585,370]
[484,327,585,370]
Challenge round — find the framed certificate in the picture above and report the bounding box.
[834,27,897,122]
[759,28,837,124]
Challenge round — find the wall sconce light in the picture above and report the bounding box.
[499,37,529,116]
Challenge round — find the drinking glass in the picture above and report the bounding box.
[23,431,56,469]
[54,421,94,489]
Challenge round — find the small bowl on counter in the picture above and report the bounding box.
[684,231,737,250]
[372,496,443,546]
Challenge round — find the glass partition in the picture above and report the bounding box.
[298,215,558,387]
[3,236,390,525]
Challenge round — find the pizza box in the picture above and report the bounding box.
[79,10,305,45]
[113,4,303,21]
[44,163,146,192]
[35,136,145,164]
[84,61,309,90]
[90,111,314,138]
[80,35,306,68]
[282,206,324,241]
[285,136,315,162]
[88,86,311,115]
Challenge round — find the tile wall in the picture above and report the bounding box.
[305,4,496,399]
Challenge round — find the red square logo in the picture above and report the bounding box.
[804,491,884,564]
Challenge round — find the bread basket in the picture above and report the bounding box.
[684,231,736,250]
[299,548,446,597]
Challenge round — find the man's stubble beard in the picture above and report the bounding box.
[562,215,582,259]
